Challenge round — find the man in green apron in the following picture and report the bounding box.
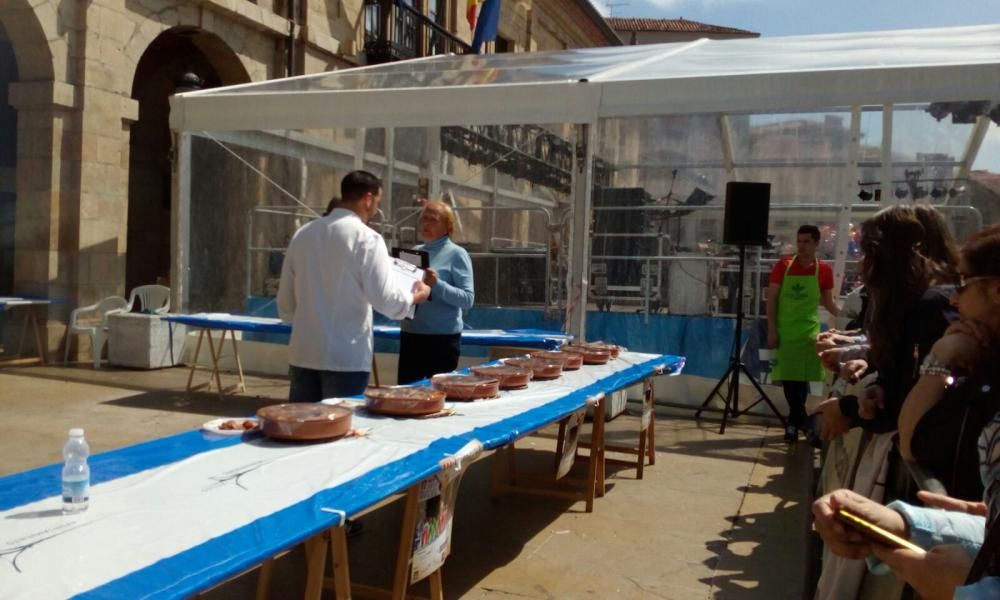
[766,225,841,443]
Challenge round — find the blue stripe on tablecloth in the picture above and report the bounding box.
[0,432,244,511]
[74,436,469,599]
[466,354,684,449]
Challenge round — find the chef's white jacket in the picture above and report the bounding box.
[277,208,414,372]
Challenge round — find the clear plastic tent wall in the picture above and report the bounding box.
[183,125,568,319]
[171,25,1000,372]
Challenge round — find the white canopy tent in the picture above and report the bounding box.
[169,24,1000,337]
[170,25,1000,130]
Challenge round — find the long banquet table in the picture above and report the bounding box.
[160,312,574,397]
[163,313,572,349]
[0,351,684,599]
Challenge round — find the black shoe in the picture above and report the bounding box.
[805,430,823,449]
[783,425,798,442]
[346,518,363,538]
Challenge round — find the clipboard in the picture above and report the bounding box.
[390,258,425,320]
[392,247,429,269]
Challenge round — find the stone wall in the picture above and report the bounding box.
[0,0,615,361]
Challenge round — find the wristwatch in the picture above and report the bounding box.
[918,352,952,378]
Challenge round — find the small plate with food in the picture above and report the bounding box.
[202,417,260,436]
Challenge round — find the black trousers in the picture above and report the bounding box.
[397,331,461,385]
[782,380,810,429]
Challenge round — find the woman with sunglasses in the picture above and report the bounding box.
[813,224,1000,599]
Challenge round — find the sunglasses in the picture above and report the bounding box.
[957,274,998,293]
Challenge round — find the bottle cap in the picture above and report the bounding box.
[69,428,84,437]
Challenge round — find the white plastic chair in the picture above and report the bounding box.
[64,296,129,367]
[127,285,170,314]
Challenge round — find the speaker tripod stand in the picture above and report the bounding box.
[695,244,787,434]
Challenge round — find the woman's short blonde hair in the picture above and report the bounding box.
[422,200,456,235]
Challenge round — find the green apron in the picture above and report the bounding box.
[770,257,825,382]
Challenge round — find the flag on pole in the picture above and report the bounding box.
[466,0,481,29]
[471,0,500,53]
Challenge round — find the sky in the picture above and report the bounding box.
[591,0,993,38]
[589,0,1000,172]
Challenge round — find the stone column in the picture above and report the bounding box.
[76,88,137,307]
[75,0,139,307]
[7,79,78,357]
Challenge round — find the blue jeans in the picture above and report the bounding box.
[288,365,369,402]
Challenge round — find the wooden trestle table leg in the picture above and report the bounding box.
[184,329,206,396]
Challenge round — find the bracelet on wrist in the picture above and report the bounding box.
[919,352,953,378]
[919,365,952,378]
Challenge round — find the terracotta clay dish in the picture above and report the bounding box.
[431,374,501,401]
[571,341,620,359]
[503,356,564,380]
[256,403,353,441]
[529,350,583,370]
[592,341,621,359]
[470,365,532,390]
[562,344,612,365]
[364,386,446,416]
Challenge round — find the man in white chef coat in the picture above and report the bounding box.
[278,170,431,401]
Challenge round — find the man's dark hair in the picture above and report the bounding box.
[797,224,820,242]
[341,170,381,203]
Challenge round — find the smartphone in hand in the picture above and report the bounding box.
[834,508,926,554]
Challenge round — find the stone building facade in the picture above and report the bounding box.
[0,0,618,360]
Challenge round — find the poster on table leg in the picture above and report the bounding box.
[556,409,585,480]
[410,468,463,583]
[641,382,654,431]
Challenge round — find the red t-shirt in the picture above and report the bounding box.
[769,256,834,290]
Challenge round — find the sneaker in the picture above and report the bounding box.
[783,425,798,442]
[805,430,823,449]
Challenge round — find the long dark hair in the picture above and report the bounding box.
[961,224,1000,279]
[913,204,960,284]
[860,205,932,369]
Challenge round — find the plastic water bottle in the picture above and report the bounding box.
[61,428,90,513]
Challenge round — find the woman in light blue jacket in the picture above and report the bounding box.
[397,201,474,384]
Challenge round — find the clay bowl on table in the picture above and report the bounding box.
[502,356,564,380]
[529,350,583,370]
[431,374,501,401]
[470,365,532,390]
[562,344,612,365]
[594,341,621,359]
[573,341,620,359]
[257,403,353,441]
[364,386,446,416]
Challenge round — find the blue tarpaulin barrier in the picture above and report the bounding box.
[242,297,741,378]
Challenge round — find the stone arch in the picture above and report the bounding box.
[0,1,55,82]
[125,27,250,292]
[122,20,255,97]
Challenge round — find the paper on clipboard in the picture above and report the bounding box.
[392,247,429,269]
[391,257,425,319]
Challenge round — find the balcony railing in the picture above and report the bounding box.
[441,125,613,193]
[364,0,471,64]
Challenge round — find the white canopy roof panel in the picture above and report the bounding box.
[170,24,1000,132]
